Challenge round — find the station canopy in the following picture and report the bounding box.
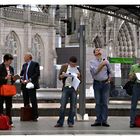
[75,5,140,26]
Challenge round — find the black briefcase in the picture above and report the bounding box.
[20,107,32,121]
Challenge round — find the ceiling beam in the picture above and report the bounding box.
[75,5,140,26]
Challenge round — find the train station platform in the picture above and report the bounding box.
[0,116,140,135]
[11,88,140,116]
[1,88,140,136]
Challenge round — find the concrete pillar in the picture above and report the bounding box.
[138,27,140,57]
[45,28,56,87]
[0,8,4,62]
[23,5,31,55]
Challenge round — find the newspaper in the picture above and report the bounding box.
[63,72,80,90]
[135,73,140,80]
[72,77,80,90]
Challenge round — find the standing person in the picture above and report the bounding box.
[0,54,15,126]
[129,58,140,128]
[20,52,40,121]
[54,56,81,127]
[90,48,112,127]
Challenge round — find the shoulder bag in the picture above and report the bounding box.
[0,84,16,96]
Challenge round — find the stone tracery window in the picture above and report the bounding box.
[93,36,102,48]
[4,31,18,73]
[5,32,17,54]
[31,35,41,64]
[117,22,135,86]
[31,34,45,87]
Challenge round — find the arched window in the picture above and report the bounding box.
[93,36,102,48]
[31,34,45,87]
[4,31,18,73]
[117,22,135,86]
[31,35,41,64]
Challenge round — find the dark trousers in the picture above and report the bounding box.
[0,96,13,124]
[22,88,38,119]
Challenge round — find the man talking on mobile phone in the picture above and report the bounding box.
[90,48,112,127]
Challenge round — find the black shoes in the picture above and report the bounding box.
[32,119,38,122]
[54,123,74,127]
[102,123,110,127]
[91,123,102,126]
[91,122,110,127]
[54,124,63,127]
[68,123,74,127]
[32,118,38,122]
[130,124,136,128]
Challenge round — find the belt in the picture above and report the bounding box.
[94,79,108,83]
[65,86,72,88]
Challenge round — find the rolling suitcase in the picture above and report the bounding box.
[20,107,32,121]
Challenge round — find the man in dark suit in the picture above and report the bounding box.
[20,53,40,121]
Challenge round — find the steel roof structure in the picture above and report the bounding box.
[75,5,140,26]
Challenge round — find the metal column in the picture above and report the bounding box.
[79,25,86,119]
[71,6,75,33]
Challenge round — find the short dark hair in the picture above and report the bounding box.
[93,47,101,54]
[3,53,13,62]
[69,56,77,63]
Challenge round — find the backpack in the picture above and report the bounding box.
[0,114,11,130]
[123,81,134,96]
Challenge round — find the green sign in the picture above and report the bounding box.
[109,57,135,64]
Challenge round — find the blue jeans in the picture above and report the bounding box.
[130,83,140,125]
[93,80,110,123]
[57,87,77,126]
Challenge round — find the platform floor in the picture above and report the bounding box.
[0,116,140,135]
